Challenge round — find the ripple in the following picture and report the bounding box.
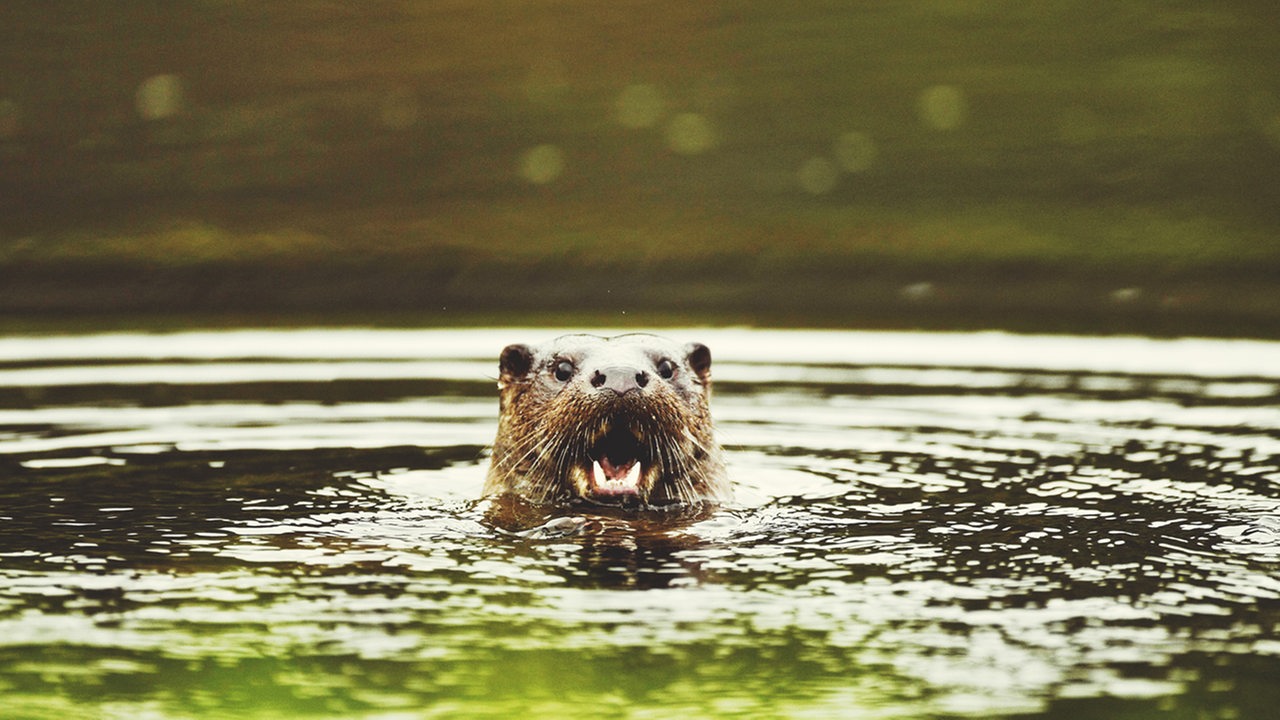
[2,328,1279,718]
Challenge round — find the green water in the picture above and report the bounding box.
[3,329,1280,718]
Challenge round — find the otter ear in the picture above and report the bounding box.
[499,344,535,383]
[685,342,712,384]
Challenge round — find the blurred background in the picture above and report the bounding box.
[2,0,1279,335]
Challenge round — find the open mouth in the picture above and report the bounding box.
[585,422,650,501]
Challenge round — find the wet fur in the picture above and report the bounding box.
[484,334,729,507]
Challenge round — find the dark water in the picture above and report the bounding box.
[2,329,1280,719]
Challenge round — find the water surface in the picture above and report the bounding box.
[3,328,1280,719]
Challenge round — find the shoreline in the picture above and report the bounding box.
[2,259,1277,338]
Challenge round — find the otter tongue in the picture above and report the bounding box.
[592,458,642,495]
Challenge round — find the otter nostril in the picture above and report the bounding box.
[593,366,647,395]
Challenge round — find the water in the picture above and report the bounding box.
[3,328,1280,719]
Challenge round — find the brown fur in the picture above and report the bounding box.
[484,334,729,507]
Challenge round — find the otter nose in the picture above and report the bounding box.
[590,366,650,395]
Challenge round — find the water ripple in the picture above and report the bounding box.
[2,329,1280,718]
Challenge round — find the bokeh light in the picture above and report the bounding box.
[797,157,839,195]
[519,144,566,185]
[901,281,936,302]
[135,74,185,122]
[917,84,967,131]
[665,113,716,155]
[833,131,877,173]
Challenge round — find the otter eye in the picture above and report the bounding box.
[656,358,676,380]
[553,360,574,382]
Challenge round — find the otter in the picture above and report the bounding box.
[483,333,729,508]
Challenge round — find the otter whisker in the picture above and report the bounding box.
[483,333,729,507]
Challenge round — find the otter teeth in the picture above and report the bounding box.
[591,459,643,496]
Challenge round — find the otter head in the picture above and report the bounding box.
[484,334,729,508]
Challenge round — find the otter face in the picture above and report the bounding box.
[484,334,728,508]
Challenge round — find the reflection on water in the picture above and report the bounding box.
[2,329,1280,719]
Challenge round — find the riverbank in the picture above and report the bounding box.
[4,2,1278,336]
[2,196,1277,337]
